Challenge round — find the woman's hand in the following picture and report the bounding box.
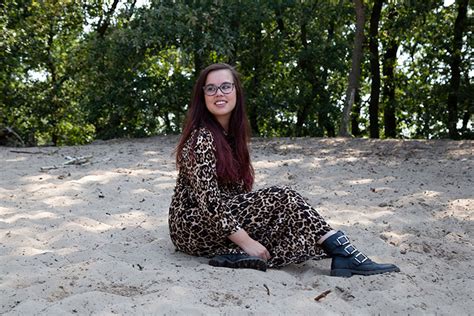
[228,229,271,261]
[240,239,271,261]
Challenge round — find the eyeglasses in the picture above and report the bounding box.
[202,82,235,96]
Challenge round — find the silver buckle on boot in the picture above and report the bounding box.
[354,252,368,264]
[344,244,358,255]
[336,235,350,246]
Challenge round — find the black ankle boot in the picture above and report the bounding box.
[321,231,400,277]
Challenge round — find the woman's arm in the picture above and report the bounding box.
[228,229,271,260]
[189,129,241,236]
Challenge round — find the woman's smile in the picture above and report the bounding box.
[214,99,228,107]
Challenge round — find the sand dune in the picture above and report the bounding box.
[1,137,473,315]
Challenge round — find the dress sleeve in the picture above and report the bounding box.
[188,129,241,237]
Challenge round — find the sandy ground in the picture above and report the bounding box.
[1,136,473,315]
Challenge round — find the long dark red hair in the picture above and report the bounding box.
[176,63,254,191]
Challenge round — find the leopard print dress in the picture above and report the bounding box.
[168,127,333,267]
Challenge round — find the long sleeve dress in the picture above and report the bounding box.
[168,127,333,267]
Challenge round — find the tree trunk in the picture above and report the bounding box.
[318,13,337,137]
[461,70,471,133]
[97,0,120,37]
[368,0,383,138]
[382,39,398,138]
[296,19,313,136]
[339,0,365,137]
[447,0,468,139]
[193,49,204,78]
[46,22,60,146]
[248,22,263,135]
[351,89,362,136]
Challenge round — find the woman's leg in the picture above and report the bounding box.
[227,186,333,267]
[227,186,400,276]
[317,230,338,244]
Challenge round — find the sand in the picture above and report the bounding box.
[1,136,473,315]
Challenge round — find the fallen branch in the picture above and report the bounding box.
[40,155,93,171]
[314,289,331,301]
[10,150,52,155]
[63,155,93,165]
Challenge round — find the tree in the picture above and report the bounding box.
[382,41,398,138]
[382,6,399,139]
[368,0,383,138]
[339,0,365,137]
[1,0,472,145]
[1,0,94,145]
[447,0,469,139]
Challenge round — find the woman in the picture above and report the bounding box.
[168,63,400,277]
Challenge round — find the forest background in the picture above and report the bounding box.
[0,0,472,146]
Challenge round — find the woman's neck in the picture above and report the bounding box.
[216,117,230,134]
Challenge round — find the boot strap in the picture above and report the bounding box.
[353,252,369,264]
[343,241,369,265]
[336,235,350,246]
[344,244,358,255]
[329,232,369,266]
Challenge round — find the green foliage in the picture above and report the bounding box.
[1,0,91,145]
[0,0,472,146]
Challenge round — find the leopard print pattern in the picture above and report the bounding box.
[168,127,333,267]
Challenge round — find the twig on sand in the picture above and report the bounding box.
[263,284,270,296]
[40,165,60,171]
[314,289,332,301]
[63,155,93,165]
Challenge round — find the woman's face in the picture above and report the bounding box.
[204,69,237,129]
